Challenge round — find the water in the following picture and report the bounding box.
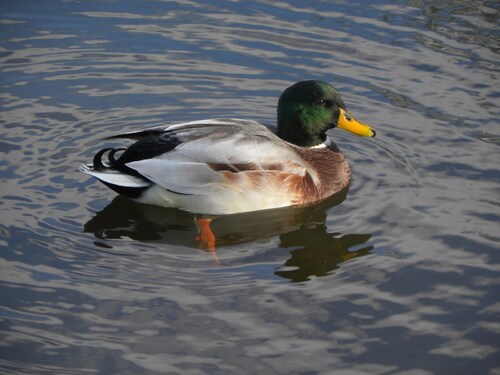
[1,0,499,374]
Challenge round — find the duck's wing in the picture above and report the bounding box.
[105,119,263,140]
[120,119,308,195]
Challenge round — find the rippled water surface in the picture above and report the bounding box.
[1,1,499,374]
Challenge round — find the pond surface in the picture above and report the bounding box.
[1,0,499,374]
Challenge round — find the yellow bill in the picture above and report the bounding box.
[337,108,376,137]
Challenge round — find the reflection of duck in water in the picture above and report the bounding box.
[83,193,373,280]
[276,224,372,282]
[80,80,375,247]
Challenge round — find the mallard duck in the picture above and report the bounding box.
[80,80,375,216]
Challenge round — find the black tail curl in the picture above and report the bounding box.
[92,147,146,179]
[93,148,122,171]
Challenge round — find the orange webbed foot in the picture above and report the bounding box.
[196,217,219,265]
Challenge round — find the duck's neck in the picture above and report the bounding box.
[277,118,326,147]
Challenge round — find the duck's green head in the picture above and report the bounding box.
[277,80,376,147]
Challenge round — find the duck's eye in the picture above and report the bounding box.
[315,100,326,107]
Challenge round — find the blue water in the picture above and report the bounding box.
[1,1,499,374]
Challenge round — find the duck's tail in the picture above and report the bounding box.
[79,148,152,199]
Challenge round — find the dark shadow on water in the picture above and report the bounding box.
[276,226,372,282]
[83,189,374,281]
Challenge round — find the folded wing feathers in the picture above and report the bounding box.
[126,159,221,194]
[84,119,308,194]
[106,119,258,140]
